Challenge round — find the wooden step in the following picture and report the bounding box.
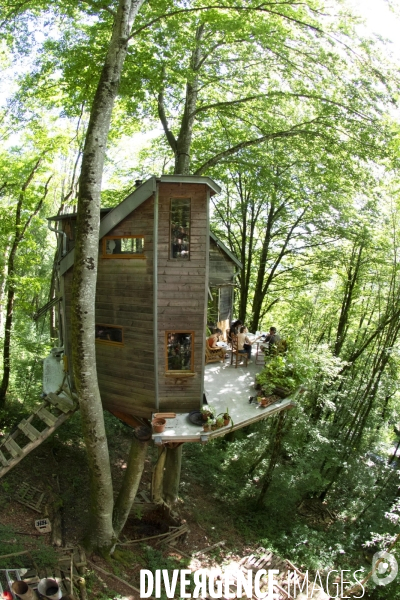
[4,438,24,458]
[0,406,78,479]
[36,406,57,427]
[18,419,42,442]
[46,392,75,413]
[0,451,8,467]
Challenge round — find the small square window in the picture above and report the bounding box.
[95,324,123,345]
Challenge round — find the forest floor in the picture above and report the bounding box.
[0,410,257,600]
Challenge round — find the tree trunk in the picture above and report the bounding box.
[159,25,204,175]
[152,446,167,503]
[70,0,145,554]
[162,445,183,506]
[0,159,45,406]
[256,412,286,507]
[333,242,364,356]
[113,434,149,538]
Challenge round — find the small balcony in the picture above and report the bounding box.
[152,358,295,444]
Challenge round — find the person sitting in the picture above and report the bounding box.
[208,328,222,349]
[206,328,225,360]
[261,326,281,354]
[236,326,256,362]
[227,319,243,343]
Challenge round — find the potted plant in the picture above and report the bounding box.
[201,405,215,421]
[152,418,166,433]
[215,417,224,429]
[222,408,231,426]
[203,418,213,432]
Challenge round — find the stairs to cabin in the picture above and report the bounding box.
[0,389,78,479]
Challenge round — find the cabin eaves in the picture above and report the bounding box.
[56,175,221,276]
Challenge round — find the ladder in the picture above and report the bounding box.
[0,389,78,479]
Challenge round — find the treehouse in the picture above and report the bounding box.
[46,175,242,423]
[0,176,296,480]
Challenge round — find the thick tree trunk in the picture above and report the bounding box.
[113,434,149,538]
[159,25,204,175]
[162,445,183,506]
[152,447,167,503]
[70,0,145,554]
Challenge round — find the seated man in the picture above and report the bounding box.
[261,327,281,354]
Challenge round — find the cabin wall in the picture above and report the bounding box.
[63,195,156,418]
[209,239,236,338]
[209,239,236,284]
[156,182,209,413]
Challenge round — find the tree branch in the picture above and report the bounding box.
[81,0,116,17]
[128,4,325,40]
[193,128,318,175]
[157,79,177,153]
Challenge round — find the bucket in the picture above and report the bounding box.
[37,578,62,600]
[152,418,166,433]
[11,581,36,600]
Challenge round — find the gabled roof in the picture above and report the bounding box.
[54,175,224,275]
[210,231,242,269]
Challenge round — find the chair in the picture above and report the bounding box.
[255,339,287,364]
[230,335,248,368]
[255,342,266,365]
[205,343,225,365]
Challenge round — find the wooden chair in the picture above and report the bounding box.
[205,343,225,365]
[230,335,248,368]
[255,339,287,365]
[255,342,266,365]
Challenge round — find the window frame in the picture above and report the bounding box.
[102,235,145,259]
[95,323,124,346]
[165,330,195,375]
[169,198,191,260]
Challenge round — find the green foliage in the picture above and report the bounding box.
[0,524,58,569]
[255,343,336,394]
[140,545,193,600]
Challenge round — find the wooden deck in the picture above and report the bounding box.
[152,359,296,444]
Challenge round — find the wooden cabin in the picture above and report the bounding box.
[48,176,241,421]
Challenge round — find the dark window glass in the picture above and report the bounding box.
[95,324,123,344]
[170,199,190,259]
[166,332,193,371]
[103,236,144,257]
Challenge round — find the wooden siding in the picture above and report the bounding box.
[157,183,208,412]
[209,237,236,283]
[63,195,156,418]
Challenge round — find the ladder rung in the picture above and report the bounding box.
[36,406,57,427]
[0,451,8,467]
[18,419,42,441]
[46,392,74,413]
[4,438,24,458]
